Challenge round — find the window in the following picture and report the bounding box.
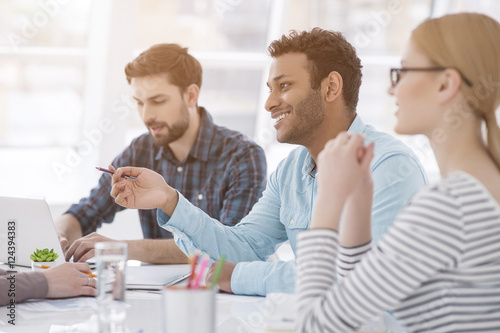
[1,0,499,204]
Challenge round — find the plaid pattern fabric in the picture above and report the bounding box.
[66,107,267,239]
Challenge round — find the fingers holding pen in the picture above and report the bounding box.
[110,165,123,185]
[110,166,129,200]
[111,182,131,209]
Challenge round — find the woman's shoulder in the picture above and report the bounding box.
[412,171,496,210]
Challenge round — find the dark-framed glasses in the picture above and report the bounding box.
[390,67,473,87]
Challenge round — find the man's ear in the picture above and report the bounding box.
[437,69,462,105]
[323,71,343,102]
[184,84,200,107]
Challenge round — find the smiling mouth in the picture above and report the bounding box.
[274,112,290,126]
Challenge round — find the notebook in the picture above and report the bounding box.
[0,196,65,267]
[126,264,191,290]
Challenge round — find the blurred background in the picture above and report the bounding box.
[1,0,499,238]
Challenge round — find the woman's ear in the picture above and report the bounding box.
[323,71,343,102]
[184,84,200,107]
[437,69,462,104]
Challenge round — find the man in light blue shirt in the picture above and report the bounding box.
[109,28,426,296]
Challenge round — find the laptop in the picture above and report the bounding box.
[0,196,191,288]
[0,196,65,267]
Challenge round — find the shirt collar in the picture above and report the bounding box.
[347,113,367,135]
[155,107,214,163]
[301,114,366,179]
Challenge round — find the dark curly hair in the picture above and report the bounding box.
[268,28,362,113]
[125,43,202,91]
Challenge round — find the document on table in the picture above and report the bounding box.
[13,297,96,325]
[126,264,191,290]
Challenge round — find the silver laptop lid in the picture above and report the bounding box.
[0,196,65,267]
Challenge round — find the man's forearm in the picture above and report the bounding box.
[54,214,83,247]
[126,238,188,264]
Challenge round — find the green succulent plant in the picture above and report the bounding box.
[30,248,59,262]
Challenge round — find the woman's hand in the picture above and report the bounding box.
[311,133,374,231]
[316,132,374,201]
[43,262,96,298]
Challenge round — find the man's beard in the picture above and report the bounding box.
[277,88,325,146]
[148,102,191,147]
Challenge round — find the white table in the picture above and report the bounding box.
[0,290,269,333]
[0,262,275,333]
[0,263,385,333]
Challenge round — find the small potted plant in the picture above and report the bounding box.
[30,248,59,271]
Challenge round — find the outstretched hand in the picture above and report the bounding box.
[109,165,173,212]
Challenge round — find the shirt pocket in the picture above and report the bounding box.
[195,186,221,220]
[280,205,310,230]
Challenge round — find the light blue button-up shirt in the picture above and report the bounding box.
[158,115,427,296]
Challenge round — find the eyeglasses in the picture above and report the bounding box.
[390,67,473,87]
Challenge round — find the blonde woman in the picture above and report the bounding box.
[297,13,500,332]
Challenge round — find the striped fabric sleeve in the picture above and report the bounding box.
[296,187,464,333]
[336,241,372,281]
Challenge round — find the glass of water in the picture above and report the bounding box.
[95,242,128,333]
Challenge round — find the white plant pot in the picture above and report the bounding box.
[31,260,58,271]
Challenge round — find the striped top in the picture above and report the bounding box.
[296,172,500,332]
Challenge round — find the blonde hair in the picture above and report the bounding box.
[412,13,500,168]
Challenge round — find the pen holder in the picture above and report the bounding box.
[162,286,216,333]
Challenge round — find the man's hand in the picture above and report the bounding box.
[205,260,236,293]
[59,235,70,254]
[54,214,83,255]
[65,232,115,262]
[109,165,178,216]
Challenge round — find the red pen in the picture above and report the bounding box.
[95,167,137,180]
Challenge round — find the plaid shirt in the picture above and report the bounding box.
[66,107,267,239]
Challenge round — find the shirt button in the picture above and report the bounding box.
[198,194,203,201]
[177,166,183,172]
[166,227,174,232]
[179,233,185,238]
[290,219,294,225]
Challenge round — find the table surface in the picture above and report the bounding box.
[0,263,385,333]
[0,262,278,333]
[1,291,271,333]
